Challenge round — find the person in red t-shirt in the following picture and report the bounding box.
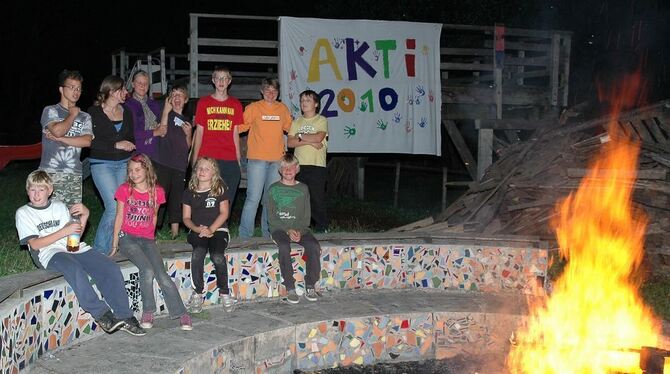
[191,66,244,208]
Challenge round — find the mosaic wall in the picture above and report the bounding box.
[177,311,522,373]
[0,242,546,373]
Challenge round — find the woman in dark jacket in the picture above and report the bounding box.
[88,75,135,255]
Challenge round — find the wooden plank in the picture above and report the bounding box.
[441,62,494,71]
[479,119,555,130]
[643,119,669,144]
[443,120,478,180]
[628,119,655,143]
[477,127,493,179]
[504,56,551,67]
[484,40,551,52]
[197,53,278,64]
[189,14,199,104]
[198,38,278,49]
[550,34,560,106]
[440,47,491,56]
[442,86,550,106]
[561,35,571,106]
[190,13,276,21]
[566,168,667,180]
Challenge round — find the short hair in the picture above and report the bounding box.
[58,69,83,86]
[261,77,280,91]
[280,153,300,169]
[170,83,189,99]
[26,170,53,191]
[132,70,149,82]
[212,66,232,78]
[299,89,320,111]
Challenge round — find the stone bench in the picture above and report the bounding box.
[0,232,548,372]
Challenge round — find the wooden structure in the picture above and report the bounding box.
[393,99,670,275]
[112,14,572,197]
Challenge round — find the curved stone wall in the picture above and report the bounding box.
[0,236,547,372]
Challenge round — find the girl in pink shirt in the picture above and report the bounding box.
[112,153,192,331]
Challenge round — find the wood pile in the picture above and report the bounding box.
[393,99,670,274]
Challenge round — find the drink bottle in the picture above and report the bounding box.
[66,215,81,252]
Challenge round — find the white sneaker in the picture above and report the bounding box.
[187,292,203,313]
[221,293,236,312]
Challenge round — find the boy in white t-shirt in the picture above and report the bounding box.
[15,170,145,336]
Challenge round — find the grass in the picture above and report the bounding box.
[0,160,429,276]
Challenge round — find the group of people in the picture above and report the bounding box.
[14,67,329,337]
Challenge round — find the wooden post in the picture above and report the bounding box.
[494,24,505,120]
[393,162,401,208]
[477,120,493,180]
[120,50,127,79]
[189,14,199,100]
[159,48,167,95]
[147,53,153,90]
[442,166,448,211]
[517,50,525,86]
[561,35,572,107]
[550,33,560,107]
[356,157,365,200]
[111,54,116,75]
[169,56,176,82]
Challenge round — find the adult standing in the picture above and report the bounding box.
[88,75,135,255]
[192,66,243,209]
[125,70,163,161]
[238,78,292,238]
[39,69,93,208]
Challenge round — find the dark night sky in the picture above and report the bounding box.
[2,0,668,143]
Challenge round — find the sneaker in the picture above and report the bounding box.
[140,311,154,329]
[187,292,203,313]
[180,313,193,331]
[95,310,124,334]
[284,289,300,304]
[221,293,236,313]
[305,288,319,302]
[120,317,147,337]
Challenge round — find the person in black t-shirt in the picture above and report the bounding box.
[182,157,235,313]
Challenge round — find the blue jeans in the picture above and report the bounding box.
[90,158,128,255]
[239,159,280,238]
[47,250,134,320]
[119,233,187,318]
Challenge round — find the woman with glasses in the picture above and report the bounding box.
[88,75,136,255]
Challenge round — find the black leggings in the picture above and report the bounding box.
[188,230,230,294]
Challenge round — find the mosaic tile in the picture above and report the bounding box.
[237,250,282,300]
[319,246,357,290]
[359,246,407,289]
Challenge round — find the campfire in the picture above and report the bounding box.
[507,75,668,373]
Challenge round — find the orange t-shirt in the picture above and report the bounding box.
[241,100,292,161]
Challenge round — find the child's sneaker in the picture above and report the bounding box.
[140,311,154,329]
[305,288,319,302]
[283,289,300,304]
[187,292,203,313]
[221,293,236,312]
[180,313,193,331]
[120,317,147,337]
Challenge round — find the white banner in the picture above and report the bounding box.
[279,17,442,155]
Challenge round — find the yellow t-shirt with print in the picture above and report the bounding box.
[288,115,328,167]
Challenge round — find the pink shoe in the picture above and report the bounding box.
[140,311,154,329]
[180,313,193,331]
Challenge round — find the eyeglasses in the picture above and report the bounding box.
[62,85,82,92]
[213,76,231,82]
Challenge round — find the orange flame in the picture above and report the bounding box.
[507,74,662,373]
